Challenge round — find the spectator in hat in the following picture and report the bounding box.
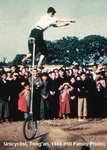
[59,82,71,119]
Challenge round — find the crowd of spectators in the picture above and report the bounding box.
[0,64,107,123]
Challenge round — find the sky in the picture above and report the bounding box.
[0,0,107,61]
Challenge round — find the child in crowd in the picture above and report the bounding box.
[18,83,30,119]
[59,83,71,119]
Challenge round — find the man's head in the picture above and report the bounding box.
[41,72,48,81]
[31,69,39,77]
[81,73,86,81]
[47,7,56,16]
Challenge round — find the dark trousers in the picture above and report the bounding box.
[40,98,49,120]
[28,28,47,57]
[70,98,78,118]
[33,91,41,121]
[9,97,18,120]
[0,99,9,119]
[49,95,58,119]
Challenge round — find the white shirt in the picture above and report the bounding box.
[35,14,57,31]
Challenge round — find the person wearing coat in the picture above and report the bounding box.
[59,82,71,119]
[48,71,59,119]
[77,73,89,121]
[40,73,50,120]
[0,72,10,123]
[29,69,42,120]
[18,84,30,119]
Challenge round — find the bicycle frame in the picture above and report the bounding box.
[29,38,36,115]
[23,38,38,140]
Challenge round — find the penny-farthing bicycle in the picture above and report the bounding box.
[23,38,38,140]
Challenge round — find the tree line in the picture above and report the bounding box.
[11,35,107,66]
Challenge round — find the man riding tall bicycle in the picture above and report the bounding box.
[22,7,75,69]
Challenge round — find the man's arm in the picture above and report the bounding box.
[52,17,76,28]
[52,20,75,28]
[56,17,76,23]
[52,22,70,27]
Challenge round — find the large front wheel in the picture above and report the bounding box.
[23,117,38,140]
